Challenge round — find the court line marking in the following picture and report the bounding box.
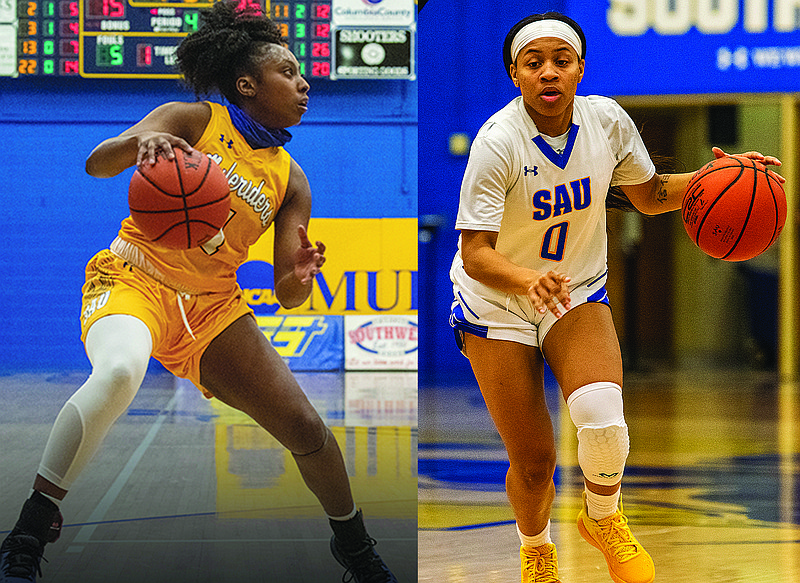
[62,537,418,544]
[419,520,516,532]
[673,539,800,545]
[67,393,178,553]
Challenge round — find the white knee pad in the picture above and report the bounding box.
[567,382,629,487]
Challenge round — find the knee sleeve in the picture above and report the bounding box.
[38,362,146,490]
[567,382,629,487]
[38,316,150,490]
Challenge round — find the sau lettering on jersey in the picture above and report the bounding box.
[531,176,593,262]
[452,94,654,295]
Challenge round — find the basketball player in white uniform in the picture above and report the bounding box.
[449,12,783,583]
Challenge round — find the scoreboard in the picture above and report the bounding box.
[0,0,415,79]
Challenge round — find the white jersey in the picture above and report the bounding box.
[451,94,655,311]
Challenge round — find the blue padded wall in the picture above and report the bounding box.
[0,76,416,372]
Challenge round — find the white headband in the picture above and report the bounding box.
[510,20,583,63]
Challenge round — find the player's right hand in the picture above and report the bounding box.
[528,271,572,318]
[135,132,194,167]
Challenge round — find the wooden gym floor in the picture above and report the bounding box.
[0,369,417,583]
[419,368,800,583]
[5,366,800,582]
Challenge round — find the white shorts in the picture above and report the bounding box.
[450,270,609,355]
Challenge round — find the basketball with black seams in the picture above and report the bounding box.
[681,156,786,261]
[128,149,231,250]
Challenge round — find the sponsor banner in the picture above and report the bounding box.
[332,0,415,27]
[568,0,800,95]
[344,371,418,426]
[345,314,418,370]
[242,218,417,316]
[0,25,14,77]
[253,314,343,371]
[332,26,416,80]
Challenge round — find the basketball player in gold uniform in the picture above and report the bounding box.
[0,3,396,582]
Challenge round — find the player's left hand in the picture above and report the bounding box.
[712,146,785,183]
[294,225,326,285]
[527,270,572,319]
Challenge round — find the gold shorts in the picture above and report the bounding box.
[80,250,254,398]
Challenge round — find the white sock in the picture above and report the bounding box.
[327,503,358,522]
[586,488,620,521]
[517,520,552,549]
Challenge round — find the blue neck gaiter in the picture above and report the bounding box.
[227,103,292,149]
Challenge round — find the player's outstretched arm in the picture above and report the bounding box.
[621,147,784,216]
[85,101,211,178]
[619,173,690,216]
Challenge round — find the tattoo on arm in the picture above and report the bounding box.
[657,175,669,204]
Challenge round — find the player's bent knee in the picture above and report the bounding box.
[104,360,145,392]
[291,426,332,457]
[92,360,145,408]
[567,382,625,427]
[290,408,325,440]
[509,449,558,491]
[567,382,630,486]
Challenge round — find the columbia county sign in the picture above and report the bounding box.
[568,0,800,95]
[330,0,416,79]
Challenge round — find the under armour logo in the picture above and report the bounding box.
[219,134,234,149]
[524,165,538,176]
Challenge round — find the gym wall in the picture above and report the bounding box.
[0,77,417,372]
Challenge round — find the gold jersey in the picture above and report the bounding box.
[114,101,292,295]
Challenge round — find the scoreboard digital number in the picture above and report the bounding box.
[0,0,338,78]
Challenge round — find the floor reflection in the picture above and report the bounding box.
[419,369,800,582]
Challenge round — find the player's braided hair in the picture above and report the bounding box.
[177,1,284,103]
[607,154,680,213]
[606,186,638,212]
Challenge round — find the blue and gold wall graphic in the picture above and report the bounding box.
[240,217,418,371]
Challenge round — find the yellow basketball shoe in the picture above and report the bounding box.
[576,493,654,583]
[520,543,561,583]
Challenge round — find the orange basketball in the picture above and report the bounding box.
[128,149,231,250]
[681,156,786,261]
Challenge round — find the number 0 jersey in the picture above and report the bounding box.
[113,101,292,295]
[451,94,655,305]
